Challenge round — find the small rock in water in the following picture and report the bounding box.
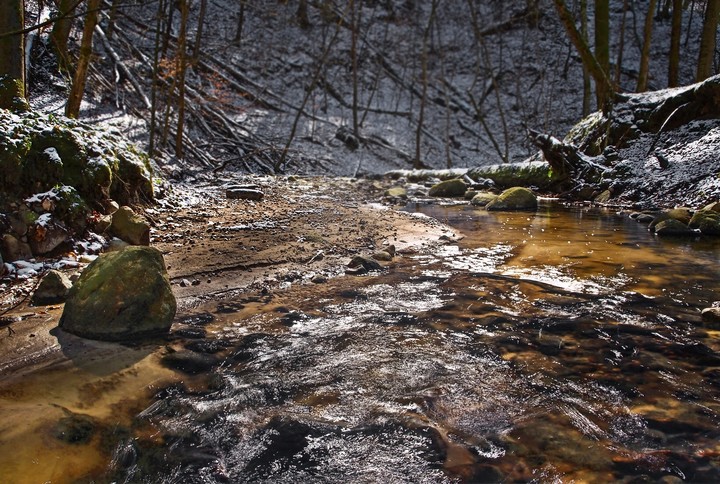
[654,219,694,236]
[701,308,720,328]
[226,188,264,201]
[53,412,96,444]
[180,278,192,287]
[348,255,382,272]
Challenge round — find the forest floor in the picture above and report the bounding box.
[0,175,458,378]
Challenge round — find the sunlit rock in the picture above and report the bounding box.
[654,218,693,236]
[27,214,69,255]
[32,270,72,305]
[470,191,498,207]
[485,187,537,211]
[428,178,467,198]
[59,246,176,341]
[689,209,720,235]
[0,233,32,262]
[110,206,150,246]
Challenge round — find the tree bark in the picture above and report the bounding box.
[697,0,719,81]
[66,0,101,118]
[668,0,682,87]
[192,0,207,63]
[580,0,590,116]
[0,0,28,111]
[175,0,190,158]
[637,0,658,91]
[51,0,80,70]
[552,0,613,112]
[594,0,610,108]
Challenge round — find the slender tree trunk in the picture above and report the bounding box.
[594,0,610,109]
[149,0,165,154]
[106,0,122,39]
[668,0,682,86]
[297,0,310,28]
[234,2,245,42]
[175,0,190,158]
[0,0,28,111]
[615,0,629,85]
[51,0,79,70]
[66,0,101,118]
[637,0,658,91]
[350,0,361,137]
[415,0,438,170]
[580,0,591,116]
[193,0,207,63]
[552,0,613,112]
[697,0,720,81]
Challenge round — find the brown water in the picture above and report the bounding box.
[2,202,720,483]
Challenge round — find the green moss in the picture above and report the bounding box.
[468,162,562,190]
[485,187,538,211]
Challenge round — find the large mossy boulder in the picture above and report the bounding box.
[109,206,151,245]
[689,209,720,235]
[485,187,538,211]
[654,218,694,236]
[428,178,467,197]
[0,109,153,208]
[59,246,176,341]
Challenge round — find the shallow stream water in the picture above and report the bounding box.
[4,202,720,483]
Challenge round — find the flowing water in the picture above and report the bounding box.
[3,202,720,483]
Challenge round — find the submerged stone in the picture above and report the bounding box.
[485,187,537,211]
[59,246,176,341]
[470,191,498,207]
[428,179,467,197]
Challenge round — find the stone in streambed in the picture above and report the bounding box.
[110,206,150,246]
[385,187,407,199]
[226,187,264,201]
[654,218,694,236]
[470,192,498,207]
[689,209,720,235]
[428,179,467,198]
[59,246,176,341]
[32,270,73,305]
[485,187,537,211]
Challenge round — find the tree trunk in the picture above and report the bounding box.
[414,0,438,170]
[66,0,101,118]
[615,0,629,85]
[594,0,610,108]
[106,0,122,40]
[234,2,245,42]
[580,0,590,116]
[0,0,28,111]
[552,0,613,112]
[192,0,207,63]
[297,0,310,29]
[637,0,658,91]
[697,0,719,81]
[51,0,79,70]
[668,0,682,87]
[149,0,165,154]
[350,0,361,138]
[175,0,191,158]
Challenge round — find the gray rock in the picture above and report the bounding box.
[27,214,69,255]
[428,179,467,198]
[1,234,32,262]
[348,255,383,272]
[485,187,538,211]
[384,187,407,199]
[32,270,73,305]
[371,250,393,261]
[226,188,264,201]
[59,246,176,341]
[110,206,150,245]
[311,274,328,284]
[654,218,694,236]
[701,307,720,329]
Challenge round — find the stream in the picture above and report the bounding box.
[4,202,720,483]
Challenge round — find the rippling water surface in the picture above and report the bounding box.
[5,202,720,483]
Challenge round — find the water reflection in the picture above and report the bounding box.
[8,202,720,482]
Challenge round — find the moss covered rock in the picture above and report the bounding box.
[689,209,720,235]
[110,206,150,245]
[654,218,694,236]
[59,246,176,341]
[486,187,537,211]
[667,207,692,225]
[428,178,467,197]
[0,109,153,209]
[470,192,498,207]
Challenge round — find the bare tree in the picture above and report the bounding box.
[697,0,719,81]
[668,0,682,86]
[66,0,101,118]
[594,0,610,108]
[0,0,28,111]
[51,0,81,70]
[175,0,191,157]
[637,0,658,91]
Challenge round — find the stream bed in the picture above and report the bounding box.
[3,202,720,483]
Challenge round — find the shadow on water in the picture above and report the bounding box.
[17,202,720,483]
